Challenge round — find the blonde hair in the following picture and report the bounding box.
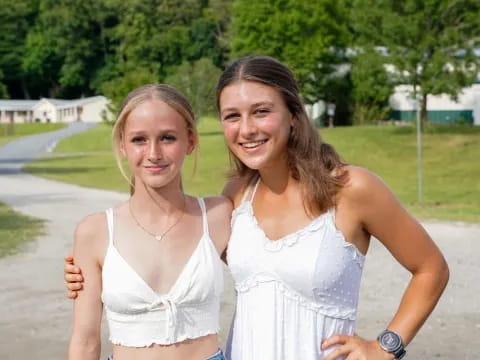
[112,84,198,194]
[216,56,347,216]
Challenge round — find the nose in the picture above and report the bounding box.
[147,141,162,161]
[239,115,257,138]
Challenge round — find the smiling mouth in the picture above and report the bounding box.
[144,165,168,172]
[240,139,268,149]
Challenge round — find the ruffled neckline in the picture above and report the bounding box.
[232,201,330,252]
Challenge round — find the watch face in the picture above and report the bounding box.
[380,331,401,350]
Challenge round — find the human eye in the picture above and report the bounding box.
[254,108,270,116]
[161,134,177,142]
[222,112,240,122]
[131,136,146,144]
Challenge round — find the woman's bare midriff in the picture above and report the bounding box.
[111,334,219,360]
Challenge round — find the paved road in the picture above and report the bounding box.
[0,122,96,174]
[0,125,478,359]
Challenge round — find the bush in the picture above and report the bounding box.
[101,66,159,116]
[353,103,391,125]
[165,57,222,119]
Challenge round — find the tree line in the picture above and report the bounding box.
[1,0,479,124]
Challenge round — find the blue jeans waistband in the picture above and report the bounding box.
[107,349,224,360]
[206,349,225,360]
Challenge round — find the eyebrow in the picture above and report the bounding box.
[252,101,274,108]
[221,101,274,115]
[126,129,178,136]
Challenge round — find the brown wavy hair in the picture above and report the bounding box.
[216,55,347,215]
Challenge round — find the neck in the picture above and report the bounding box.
[130,177,186,221]
[257,158,293,195]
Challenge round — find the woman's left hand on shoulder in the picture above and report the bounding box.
[322,334,394,360]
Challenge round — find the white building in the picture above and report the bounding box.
[0,96,111,124]
[389,83,480,125]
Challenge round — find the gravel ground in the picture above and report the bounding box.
[0,125,478,359]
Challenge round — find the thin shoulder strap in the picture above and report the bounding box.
[105,208,114,246]
[328,206,336,223]
[240,175,261,203]
[249,176,261,202]
[197,197,209,235]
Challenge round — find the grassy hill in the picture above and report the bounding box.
[25,118,480,222]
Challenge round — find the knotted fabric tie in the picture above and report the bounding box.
[149,296,178,340]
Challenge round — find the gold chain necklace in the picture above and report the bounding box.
[128,196,186,241]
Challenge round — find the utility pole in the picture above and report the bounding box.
[409,94,423,204]
[416,96,423,204]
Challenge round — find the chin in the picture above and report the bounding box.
[138,174,173,189]
[239,157,268,171]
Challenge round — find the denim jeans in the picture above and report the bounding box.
[107,349,225,360]
[205,349,225,360]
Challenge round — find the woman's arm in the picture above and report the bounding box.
[323,167,449,360]
[204,196,233,256]
[68,214,105,360]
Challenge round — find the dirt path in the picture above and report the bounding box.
[0,127,478,359]
[357,221,480,359]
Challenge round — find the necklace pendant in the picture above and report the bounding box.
[154,234,163,241]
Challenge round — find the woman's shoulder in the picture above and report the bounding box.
[337,165,397,215]
[339,165,389,200]
[202,195,233,221]
[74,211,108,249]
[201,196,232,254]
[222,174,256,206]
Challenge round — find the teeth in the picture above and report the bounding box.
[242,140,266,148]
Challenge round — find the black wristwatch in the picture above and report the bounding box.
[377,329,406,359]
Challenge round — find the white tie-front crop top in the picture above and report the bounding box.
[101,198,224,347]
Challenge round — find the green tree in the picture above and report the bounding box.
[202,0,234,65]
[5,0,229,100]
[187,18,224,66]
[23,30,63,97]
[90,0,227,97]
[108,0,201,78]
[229,0,351,104]
[0,70,8,99]
[165,57,222,118]
[0,0,38,98]
[101,66,159,113]
[350,48,393,124]
[23,0,118,98]
[351,0,480,126]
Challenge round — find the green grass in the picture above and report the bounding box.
[0,123,66,146]
[0,202,45,258]
[25,119,480,222]
[321,125,480,222]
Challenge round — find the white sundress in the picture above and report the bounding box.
[225,179,365,360]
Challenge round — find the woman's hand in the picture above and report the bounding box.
[322,334,395,360]
[64,254,84,299]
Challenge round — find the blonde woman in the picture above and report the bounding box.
[68,84,230,360]
[66,56,449,360]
